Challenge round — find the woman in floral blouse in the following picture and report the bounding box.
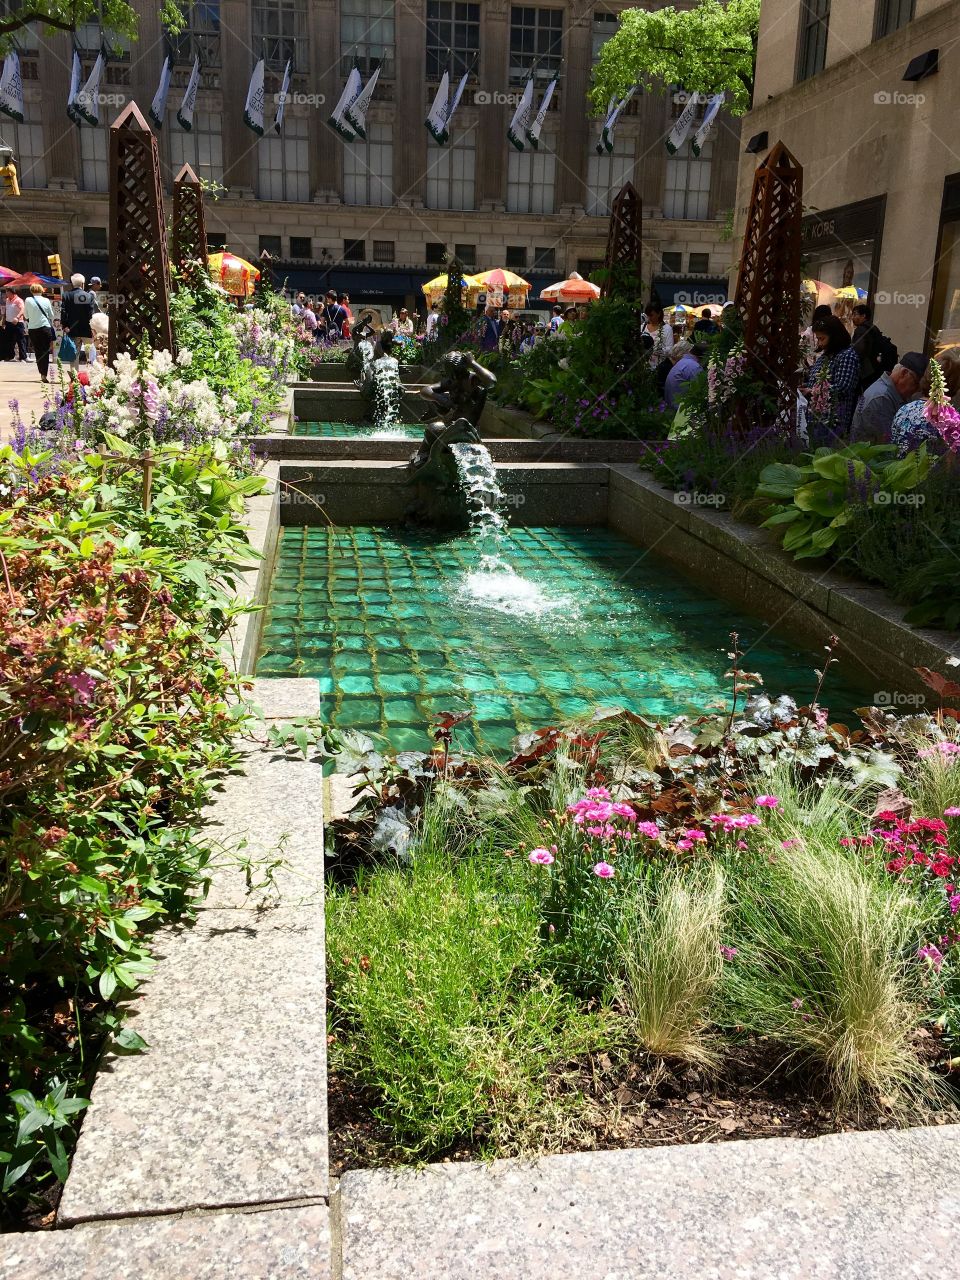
[806,315,861,438]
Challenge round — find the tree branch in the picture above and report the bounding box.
[0,12,80,37]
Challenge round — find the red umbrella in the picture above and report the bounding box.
[0,265,17,279]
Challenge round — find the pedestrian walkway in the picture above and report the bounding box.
[0,356,61,441]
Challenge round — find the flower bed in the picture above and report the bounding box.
[323,653,960,1169]
[0,284,300,1226]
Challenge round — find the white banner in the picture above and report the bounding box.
[66,48,82,123]
[425,70,449,142]
[345,65,380,139]
[599,88,634,154]
[691,92,724,156]
[665,91,700,155]
[507,77,533,151]
[73,49,105,127]
[149,54,172,128]
[273,58,292,134]
[526,75,557,149]
[440,70,470,143]
[0,52,24,124]
[242,57,264,135]
[328,64,362,140]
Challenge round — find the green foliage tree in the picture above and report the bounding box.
[0,1,185,50]
[591,0,761,118]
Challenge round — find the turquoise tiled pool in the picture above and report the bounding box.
[256,526,869,755]
[294,420,423,439]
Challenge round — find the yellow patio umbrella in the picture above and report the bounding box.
[421,272,482,295]
[207,251,261,297]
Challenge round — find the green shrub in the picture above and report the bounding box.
[326,798,610,1156]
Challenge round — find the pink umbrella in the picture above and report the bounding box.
[539,271,601,303]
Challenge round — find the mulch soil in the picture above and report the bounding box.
[327,1028,957,1177]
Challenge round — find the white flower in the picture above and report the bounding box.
[176,348,193,367]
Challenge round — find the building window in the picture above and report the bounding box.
[7,108,46,189]
[577,258,603,277]
[509,7,563,84]
[506,145,556,214]
[341,0,395,79]
[172,2,221,66]
[533,246,555,270]
[663,140,712,220]
[454,242,476,265]
[253,0,308,71]
[505,245,527,270]
[591,11,618,62]
[689,252,710,273]
[874,0,914,39]
[373,239,395,262]
[796,0,830,82]
[290,236,312,258]
[586,129,634,216]
[168,109,224,185]
[208,231,227,249]
[426,1,480,81]
[344,238,366,261]
[343,121,393,206]
[426,134,475,211]
[425,241,446,264]
[661,251,682,273]
[259,234,282,255]
[83,226,108,251]
[79,125,108,193]
[257,113,309,201]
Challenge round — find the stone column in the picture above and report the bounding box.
[477,1,508,211]
[707,112,739,217]
[221,0,256,194]
[556,14,591,213]
[39,31,80,188]
[310,0,342,202]
[395,0,427,205]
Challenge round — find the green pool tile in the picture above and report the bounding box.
[257,525,869,757]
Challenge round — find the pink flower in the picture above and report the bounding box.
[918,943,944,973]
[636,821,660,839]
[948,893,960,916]
[791,997,804,1010]
[593,861,615,879]
[755,795,780,808]
[781,839,799,850]
[945,807,960,817]
[528,848,555,866]
[720,945,737,960]
[919,742,960,760]
[683,828,707,842]
[730,813,761,828]
[66,672,96,704]
[612,802,636,821]
[677,839,694,850]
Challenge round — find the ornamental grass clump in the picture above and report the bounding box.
[726,792,937,1108]
[616,865,726,1068]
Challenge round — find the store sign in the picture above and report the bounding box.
[801,197,885,247]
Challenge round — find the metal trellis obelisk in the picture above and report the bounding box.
[108,102,175,361]
[600,182,643,298]
[733,140,803,429]
[172,162,208,280]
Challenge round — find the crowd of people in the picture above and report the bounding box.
[0,272,107,382]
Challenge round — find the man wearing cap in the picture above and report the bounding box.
[850,351,926,443]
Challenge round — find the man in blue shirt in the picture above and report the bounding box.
[479,303,500,353]
[850,351,925,443]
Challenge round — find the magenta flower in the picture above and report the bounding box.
[636,821,660,839]
[593,861,615,879]
[781,839,799,850]
[683,828,707,842]
[949,893,960,916]
[945,807,960,817]
[918,943,945,973]
[720,945,737,961]
[66,672,96,704]
[528,848,555,866]
[755,795,780,808]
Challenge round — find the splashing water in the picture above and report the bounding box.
[370,356,403,430]
[449,441,573,617]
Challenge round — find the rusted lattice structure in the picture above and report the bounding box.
[108,102,175,361]
[172,162,207,278]
[733,140,803,427]
[600,182,643,298]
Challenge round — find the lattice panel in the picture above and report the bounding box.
[601,182,643,298]
[733,141,803,427]
[172,162,207,277]
[108,103,175,362]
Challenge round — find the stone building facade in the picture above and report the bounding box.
[0,1,739,313]
[733,0,960,355]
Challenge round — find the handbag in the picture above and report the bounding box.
[58,333,77,362]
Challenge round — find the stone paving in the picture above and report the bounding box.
[0,355,62,441]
